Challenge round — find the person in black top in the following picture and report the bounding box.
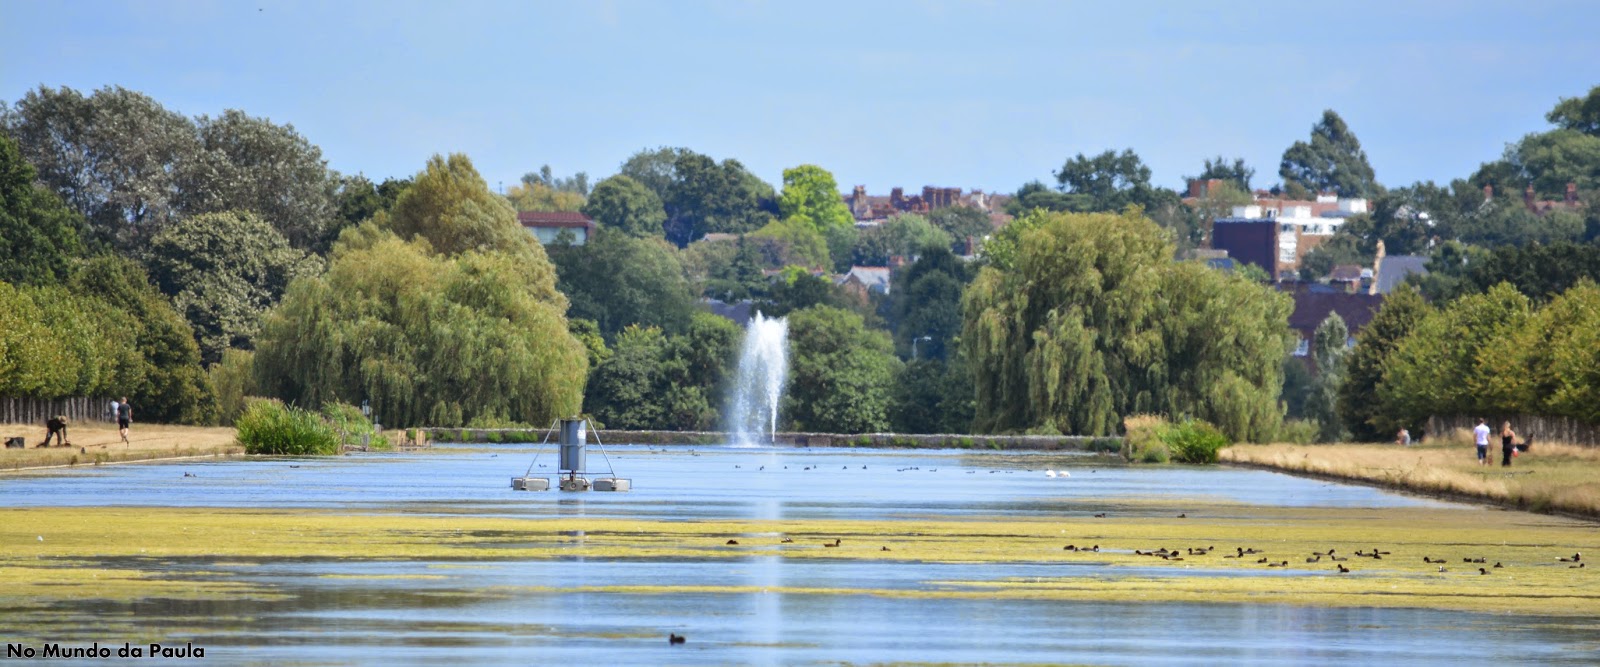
[1500,421,1516,467]
[116,397,132,445]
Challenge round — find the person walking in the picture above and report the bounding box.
[1473,418,1491,466]
[116,397,132,446]
[1500,421,1517,467]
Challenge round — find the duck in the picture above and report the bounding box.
[1256,557,1269,564]
[1064,545,1078,551]
[880,546,891,552]
[823,538,841,548]
[668,633,686,645]
[725,539,739,545]
[1177,513,1186,518]
[1423,556,1438,564]
[1479,567,1490,575]
[780,537,793,544]
[1306,556,1321,563]
[1571,562,1586,569]
[1093,513,1107,518]
[1559,552,1582,563]
[1337,564,1350,573]
[1493,562,1503,568]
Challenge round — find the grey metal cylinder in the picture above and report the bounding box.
[559,418,586,472]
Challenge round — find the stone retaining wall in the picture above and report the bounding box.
[425,427,1120,452]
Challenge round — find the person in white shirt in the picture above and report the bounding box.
[1473,418,1491,466]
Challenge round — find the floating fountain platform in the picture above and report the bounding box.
[511,418,629,492]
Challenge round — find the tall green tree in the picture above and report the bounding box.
[928,205,993,253]
[1190,155,1255,192]
[1547,84,1600,136]
[583,312,740,430]
[851,214,953,267]
[1378,283,1530,427]
[963,209,1291,441]
[785,305,900,433]
[0,134,83,285]
[582,174,667,238]
[69,256,215,424]
[1053,148,1158,212]
[1279,110,1379,198]
[1305,312,1350,442]
[778,164,854,232]
[147,210,319,364]
[620,147,776,246]
[3,85,198,250]
[891,246,970,360]
[254,236,585,427]
[1337,285,1429,441]
[549,229,697,337]
[181,109,339,250]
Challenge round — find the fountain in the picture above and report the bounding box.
[724,312,789,446]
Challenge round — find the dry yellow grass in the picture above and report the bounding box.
[1222,440,1600,517]
[0,422,241,471]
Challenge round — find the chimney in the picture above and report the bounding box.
[890,187,904,208]
[1568,182,1579,206]
[1483,184,1493,202]
[1525,184,1536,211]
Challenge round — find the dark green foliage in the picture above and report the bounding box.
[964,209,1291,442]
[69,257,215,424]
[889,357,974,434]
[147,210,318,364]
[3,86,338,252]
[1054,149,1156,211]
[928,206,993,253]
[583,316,738,431]
[1417,241,1600,303]
[582,174,667,238]
[784,306,900,433]
[0,134,83,285]
[1377,284,1528,428]
[1297,233,1368,281]
[208,348,255,426]
[762,269,848,317]
[890,247,970,360]
[236,399,338,455]
[1189,156,1255,192]
[1278,110,1379,198]
[620,147,775,246]
[1279,356,1314,421]
[1306,313,1349,442]
[549,229,697,337]
[1547,84,1600,136]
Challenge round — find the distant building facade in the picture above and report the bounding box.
[518,211,596,245]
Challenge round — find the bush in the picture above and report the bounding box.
[1122,414,1170,463]
[1275,419,1319,444]
[237,399,339,455]
[1162,419,1229,464]
[322,401,377,449]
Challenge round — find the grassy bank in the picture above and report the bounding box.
[1221,438,1600,518]
[1,504,1596,616]
[0,422,241,471]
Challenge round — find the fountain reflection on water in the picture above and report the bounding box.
[725,312,788,446]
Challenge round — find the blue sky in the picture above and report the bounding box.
[3,0,1597,196]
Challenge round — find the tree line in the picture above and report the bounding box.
[4,83,1599,442]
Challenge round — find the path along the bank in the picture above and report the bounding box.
[0,422,240,471]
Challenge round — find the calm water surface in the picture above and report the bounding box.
[4,445,1596,666]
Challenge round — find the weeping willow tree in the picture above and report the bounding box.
[252,154,586,427]
[963,208,1292,441]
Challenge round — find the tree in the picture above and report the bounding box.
[69,256,215,424]
[0,133,82,285]
[254,235,586,427]
[1297,232,1369,281]
[549,229,697,337]
[1305,313,1349,442]
[762,267,848,317]
[778,164,854,232]
[1279,110,1379,198]
[749,219,831,270]
[583,312,740,430]
[1054,149,1158,212]
[851,214,953,267]
[889,357,975,434]
[522,164,590,196]
[928,205,993,253]
[181,109,339,250]
[963,209,1291,441]
[3,85,198,250]
[1378,283,1530,428]
[581,174,667,238]
[620,147,776,246]
[380,153,559,298]
[1006,180,1083,216]
[784,306,900,433]
[146,210,319,364]
[1546,84,1600,136]
[891,246,970,360]
[1191,155,1255,192]
[1337,285,1429,441]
